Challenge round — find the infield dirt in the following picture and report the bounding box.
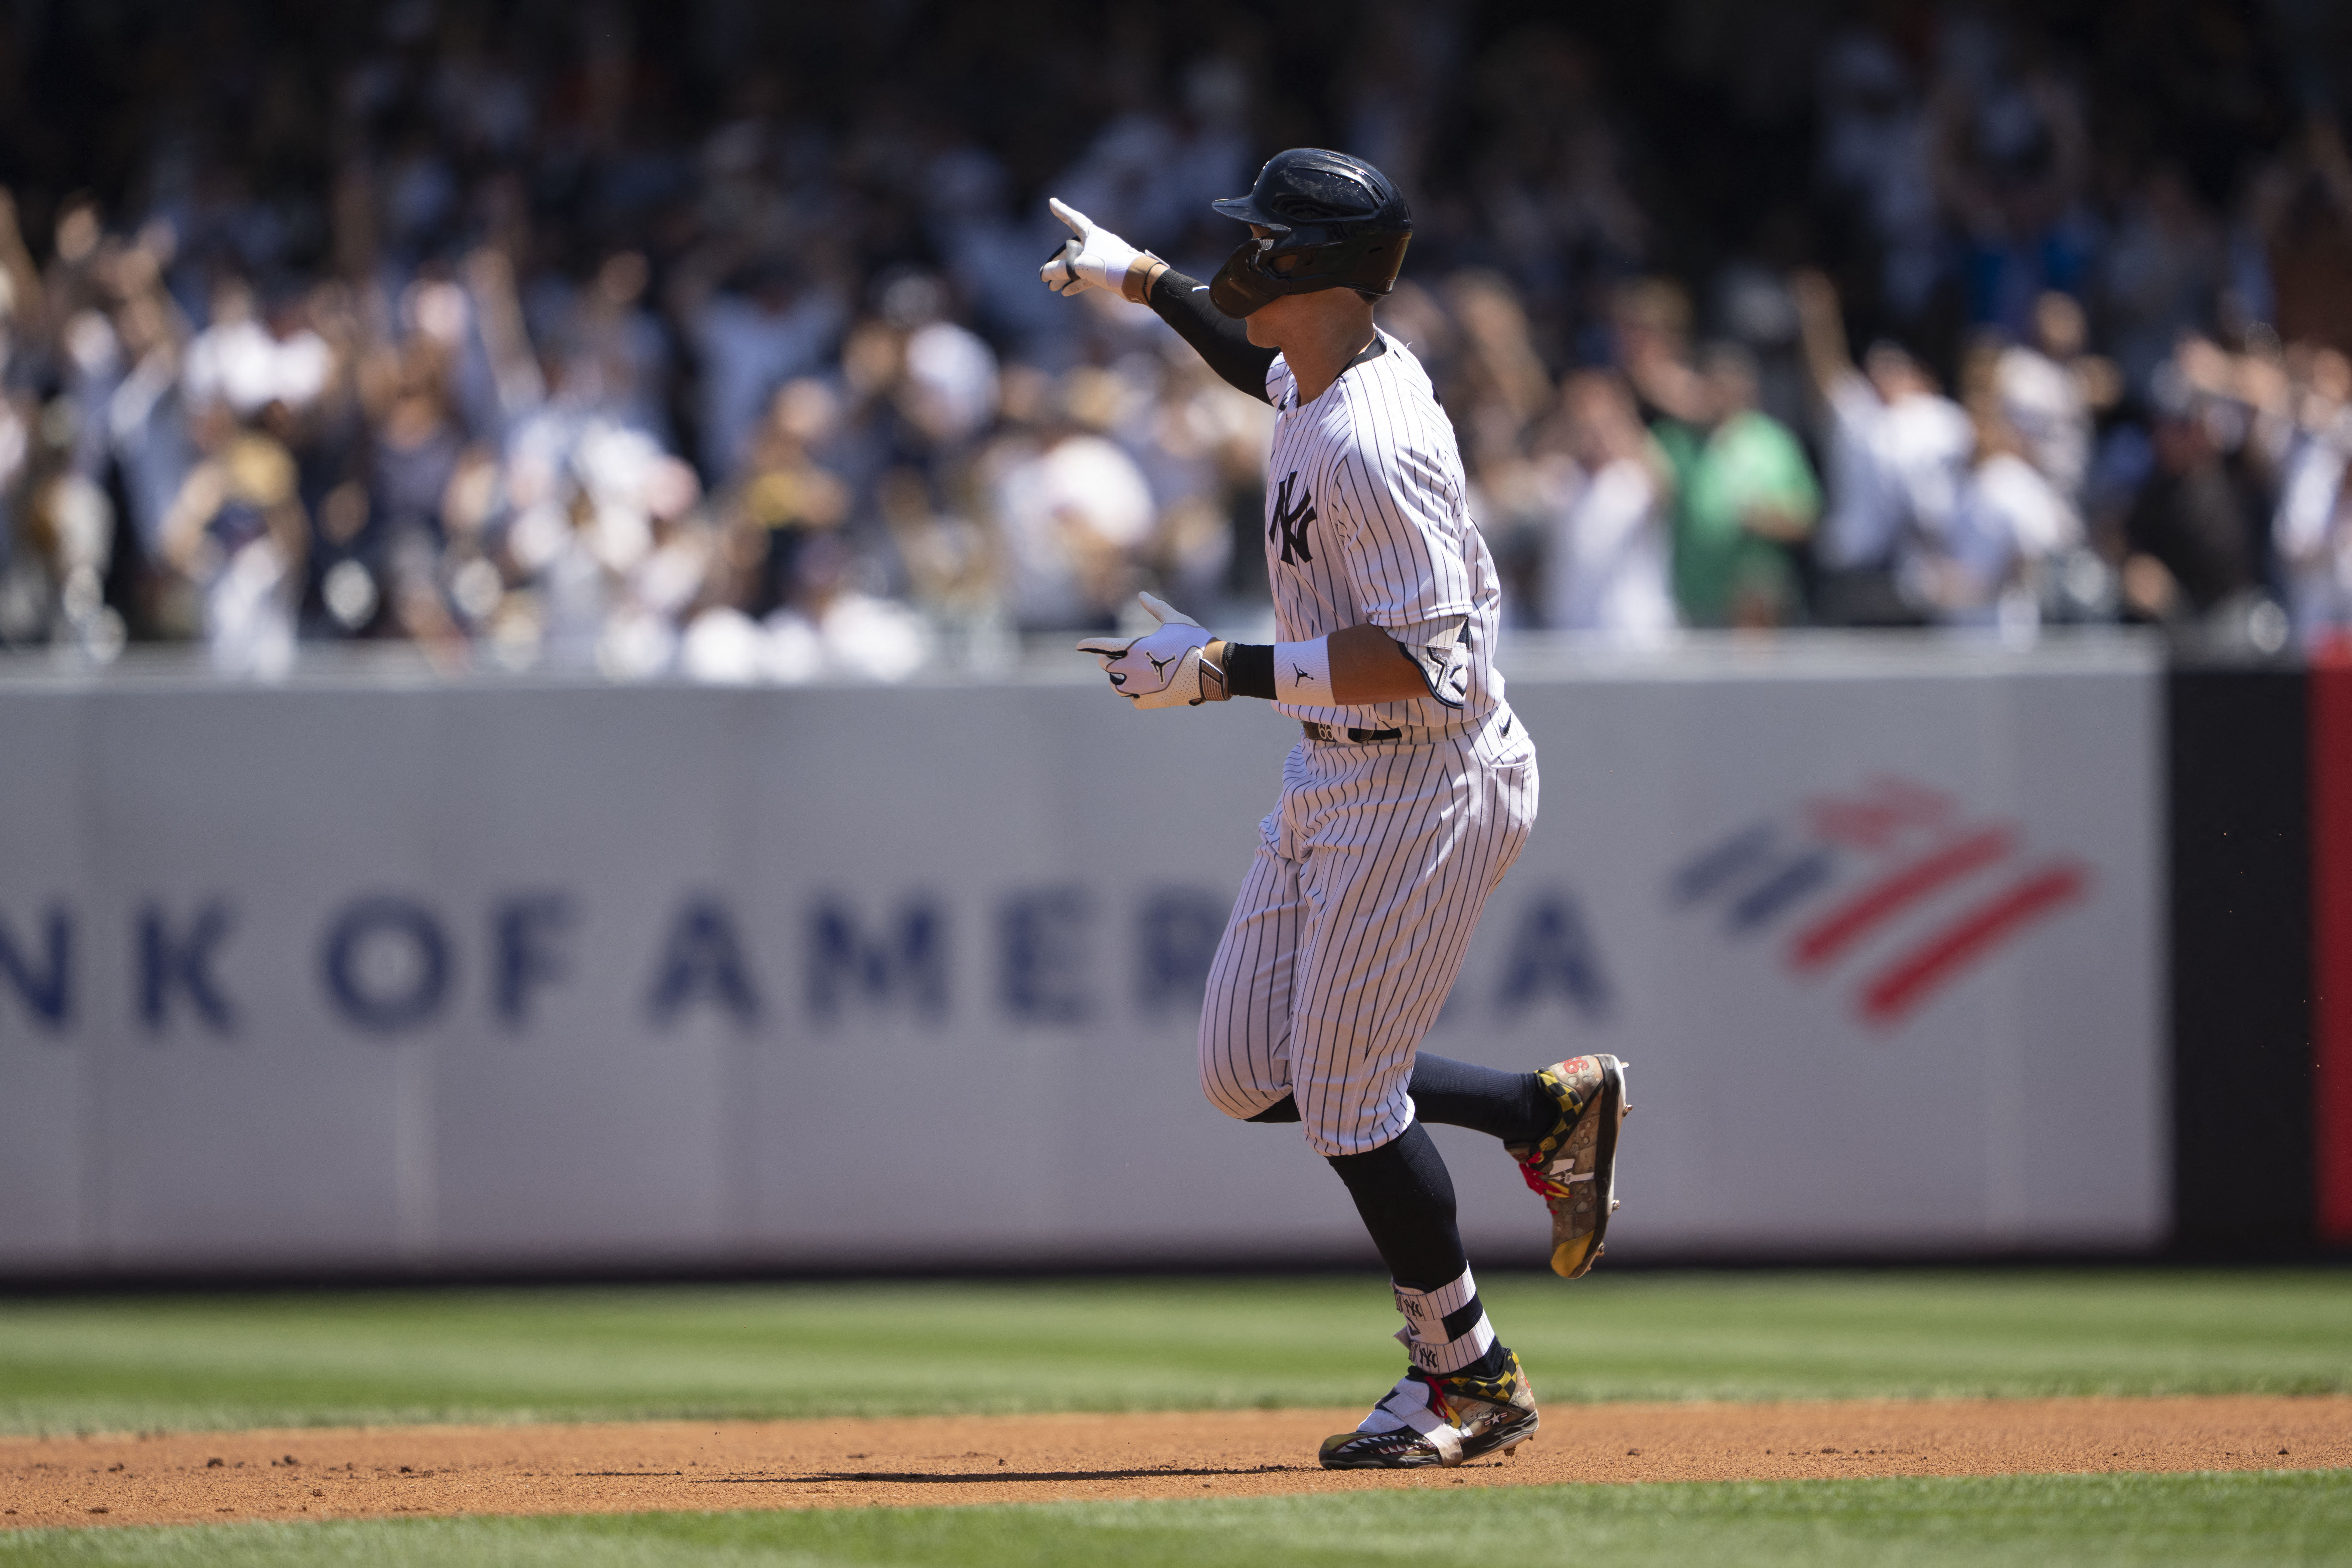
[4,1396,2346,1529]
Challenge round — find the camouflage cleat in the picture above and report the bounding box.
[1507,1055,1630,1278]
[1318,1352,1540,1469]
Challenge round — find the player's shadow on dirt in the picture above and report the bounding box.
[703,1466,1305,1484]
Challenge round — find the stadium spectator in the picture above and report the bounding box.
[980,371,1156,635]
[2253,117,2352,359]
[1992,291,2113,507]
[1937,409,2086,631]
[1793,269,1973,626]
[1816,28,1943,328]
[1930,15,2094,339]
[2120,348,2267,626]
[2100,165,2229,403]
[1655,341,1821,629]
[1540,369,1675,641]
[2271,346,2352,647]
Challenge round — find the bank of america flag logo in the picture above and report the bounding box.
[1670,775,2089,1030]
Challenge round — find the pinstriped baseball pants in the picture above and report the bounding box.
[1198,713,1539,1157]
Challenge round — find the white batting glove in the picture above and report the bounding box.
[1075,592,1224,707]
[1040,198,1157,301]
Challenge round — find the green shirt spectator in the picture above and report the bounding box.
[1659,346,1823,627]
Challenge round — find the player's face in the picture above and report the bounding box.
[1246,287,1373,351]
[1239,226,1285,345]
[1244,290,1307,348]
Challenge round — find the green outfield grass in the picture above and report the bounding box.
[2,1270,2347,1437]
[4,1472,2349,1567]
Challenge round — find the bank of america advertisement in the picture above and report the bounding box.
[0,647,2161,1274]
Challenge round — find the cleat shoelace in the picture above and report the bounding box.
[1517,1157,1592,1199]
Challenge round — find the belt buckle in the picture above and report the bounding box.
[1303,721,1401,744]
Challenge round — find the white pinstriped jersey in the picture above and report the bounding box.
[1261,330,1506,734]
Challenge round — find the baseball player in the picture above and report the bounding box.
[1042,149,1630,1470]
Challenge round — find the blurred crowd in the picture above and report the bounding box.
[1,0,2349,679]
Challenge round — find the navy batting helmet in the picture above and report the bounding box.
[1206,148,1413,319]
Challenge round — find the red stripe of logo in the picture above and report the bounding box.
[1857,862,2089,1026]
[1788,827,2014,972]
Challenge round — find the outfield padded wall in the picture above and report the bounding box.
[0,645,2165,1276]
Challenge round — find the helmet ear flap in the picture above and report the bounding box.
[1207,229,1412,318]
[1209,240,1281,318]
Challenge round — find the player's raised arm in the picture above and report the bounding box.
[1039,198,1276,403]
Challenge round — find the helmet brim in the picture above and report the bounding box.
[1210,195,1290,231]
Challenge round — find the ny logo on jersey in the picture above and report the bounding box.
[1269,472,1315,565]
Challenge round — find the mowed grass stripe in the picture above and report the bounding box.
[3,1271,2349,1436]
[4,1471,2350,1567]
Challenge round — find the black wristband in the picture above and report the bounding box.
[1223,642,1275,700]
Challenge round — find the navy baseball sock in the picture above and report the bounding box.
[1327,1127,1512,1380]
[1244,1057,1552,1145]
[1403,1054,1555,1147]
[1324,1122,1465,1290]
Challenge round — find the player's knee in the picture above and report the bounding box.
[1299,1121,1356,1160]
[1297,1088,1413,1160]
[1199,1048,1290,1124]
[1200,1067,1275,1122]
[1200,1078,1251,1120]
[1197,1014,1251,1119]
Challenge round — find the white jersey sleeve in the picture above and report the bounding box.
[1329,439,1477,632]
